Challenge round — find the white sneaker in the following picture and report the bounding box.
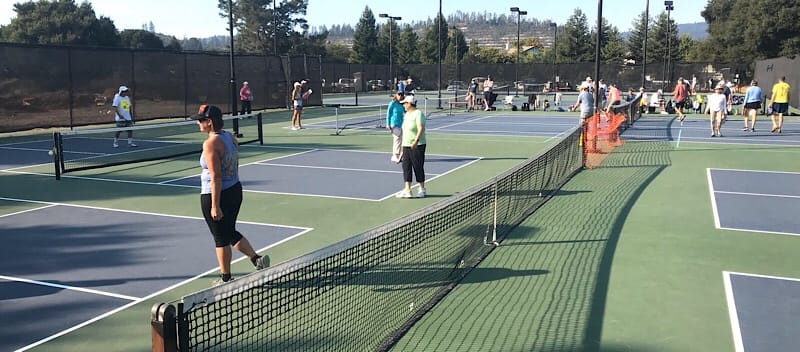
[395,190,412,198]
[113,141,119,148]
[417,188,427,198]
[291,126,299,130]
[128,142,137,147]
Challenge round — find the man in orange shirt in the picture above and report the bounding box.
[672,77,689,121]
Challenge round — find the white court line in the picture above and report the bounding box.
[0,275,140,301]
[159,148,320,184]
[722,271,745,352]
[430,115,494,131]
[707,168,722,229]
[722,271,800,352]
[0,146,52,152]
[0,196,310,231]
[377,157,483,201]
[253,162,409,174]
[0,204,57,218]
[715,190,800,199]
[710,167,800,175]
[13,227,312,352]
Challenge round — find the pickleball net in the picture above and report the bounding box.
[151,125,584,352]
[52,112,263,179]
[322,104,386,135]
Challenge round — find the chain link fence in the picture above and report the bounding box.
[0,43,321,132]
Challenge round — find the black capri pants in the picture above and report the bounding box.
[200,181,244,247]
[401,144,426,183]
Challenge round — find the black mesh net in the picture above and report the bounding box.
[159,126,584,352]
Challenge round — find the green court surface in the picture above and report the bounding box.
[2,109,799,351]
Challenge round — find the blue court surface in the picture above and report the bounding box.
[724,271,800,352]
[624,117,800,146]
[0,140,55,171]
[165,148,482,201]
[708,168,800,236]
[305,111,581,138]
[0,199,309,352]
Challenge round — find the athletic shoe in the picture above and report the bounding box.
[717,133,723,137]
[212,275,234,286]
[417,188,427,198]
[128,142,137,147]
[710,133,716,137]
[291,126,299,131]
[113,141,119,148]
[395,190,412,198]
[253,255,270,270]
[742,127,749,131]
[751,128,756,132]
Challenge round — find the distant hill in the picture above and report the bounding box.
[677,22,708,40]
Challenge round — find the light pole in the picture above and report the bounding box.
[273,0,277,55]
[379,14,401,88]
[664,1,674,90]
[550,22,557,90]
[437,0,442,108]
[642,0,649,89]
[511,7,527,96]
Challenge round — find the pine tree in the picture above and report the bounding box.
[395,25,419,64]
[351,6,380,64]
[626,11,651,64]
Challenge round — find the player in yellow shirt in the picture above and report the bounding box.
[769,76,791,133]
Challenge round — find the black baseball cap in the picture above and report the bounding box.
[191,104,223,122]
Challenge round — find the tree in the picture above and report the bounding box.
[119,29,165,49]
[324,43,353,63]
[1,0,119,46]
[165,36,183,51]
[351,6,380,64]
[444,26,467,64]
[556,8,592,63]
[597,24,626,64]
[418,13,448,64]
[395,24,419,64]
[376,20,400,68]
[183,38,204,51]
[626,11,652,64]
[649,11,680,66]
[218,0,314,55]
[702,0,800,62]
[461,46,512,64]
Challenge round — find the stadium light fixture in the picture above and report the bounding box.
[664,1,674,89]
[511,7,527,96]
[379,14,402,86]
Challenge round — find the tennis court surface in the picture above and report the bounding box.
[2,100,799,351]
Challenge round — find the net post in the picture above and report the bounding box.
[177,302,189,351]
[52,132,61,180]
[233,116,243,138]
[492,179,498,246]
[257,112,264,145]
[335,106,341,135]
[151,303,178,352]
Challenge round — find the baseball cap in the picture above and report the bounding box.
[243,81,249,85]
[119,85,129,94]
[294,82,301,87]
[191,104,223,122]
[400,95,417,104]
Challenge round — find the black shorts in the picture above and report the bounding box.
[674,100,685,109]
[200,182,244,247]
[744,101,761,110]
[115,120,133,128]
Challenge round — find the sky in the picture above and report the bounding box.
[0,0,707,39]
